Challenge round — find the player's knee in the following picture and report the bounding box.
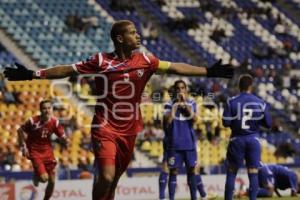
[248,168,258,174]
[162,162,169,173]
[170,168,178,175]
[227,166,237,173]
[187,167,196,175]
[101,173,115,185]
[48,176,55,184]
[40,174,49,183]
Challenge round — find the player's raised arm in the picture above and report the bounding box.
[159,59,234,78]
[4,63,76,81]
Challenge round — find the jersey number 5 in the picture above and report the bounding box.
[242,108,253,129]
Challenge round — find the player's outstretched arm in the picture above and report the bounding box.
[4,63,76,81]
[167,59,234,78]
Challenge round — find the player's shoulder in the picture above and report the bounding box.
[30,115,40,123]
[50,116,58,122]
[227,95,239,104]
[101,51,115,59]
[86,51,113,64]
[247,93,264,102]
[134,51,158,64]
[50,117,59,125]
[261,165,273,175]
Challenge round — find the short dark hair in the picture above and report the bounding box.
[167,85,175,99]
[174,80,187,89]
[39,100,52,110]
[239,74,253,91]
[110,20,134,44]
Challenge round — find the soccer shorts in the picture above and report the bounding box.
[92,133,137,176]
[226,135,261,168]
[167,149,197,169]
[31,158,57,177]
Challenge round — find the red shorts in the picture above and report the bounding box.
[92,133,136,175]
[31,158,57,177]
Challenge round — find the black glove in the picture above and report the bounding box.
[207,59,234,78]
[4,63,34,81]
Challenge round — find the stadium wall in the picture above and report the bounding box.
[0,174,250,200]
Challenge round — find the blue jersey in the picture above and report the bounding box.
[258,164,298,191]
[164,99,197,150]
[223,92,272,137]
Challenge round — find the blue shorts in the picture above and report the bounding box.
[167,149,197,169]
[226,135,261,168]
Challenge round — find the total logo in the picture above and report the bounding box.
[19,185,38,200]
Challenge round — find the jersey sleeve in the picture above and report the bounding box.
[142,53,159,72]
[54,120,65,138]
[222,99,232,127]
[21,118,32,133]
[72,53,104,74]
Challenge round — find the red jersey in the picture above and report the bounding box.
[21,116,65,158]
[72,51,159,137]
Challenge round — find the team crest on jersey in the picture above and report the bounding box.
[137,69,144,78]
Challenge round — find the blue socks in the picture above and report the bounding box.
[188,173,197,200]
[168,174,177,200]
[248,173,258,200]
[159,171,168,199]
[225,171,237,200]
[196,174,207,198]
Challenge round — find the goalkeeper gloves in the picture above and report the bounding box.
[207,59,234,78]
[4,63,34,81]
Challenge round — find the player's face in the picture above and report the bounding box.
[175,82,187,96]
[40,102,53,120]
[122,24,141,50]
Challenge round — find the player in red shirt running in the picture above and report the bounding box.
[17,100,68,200]
[5,20,234,200]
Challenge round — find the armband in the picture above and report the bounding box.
[157,61,171,74]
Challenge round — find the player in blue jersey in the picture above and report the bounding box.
[222,74,272,200]
[237,163,300,197]
[257,164,300,197]
[158,86,174,200]
[163,80,207,200]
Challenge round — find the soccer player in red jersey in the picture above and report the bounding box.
[5,20,234,200]
[17,100,68,200]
